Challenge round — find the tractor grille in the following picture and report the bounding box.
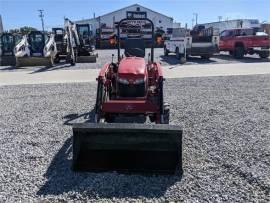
[118,82,146,97]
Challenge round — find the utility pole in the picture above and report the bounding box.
[218,16,222,22]
[192,18,194,28]
[193,13,198,25]
[38,9,45,32]
[0,15,3,34]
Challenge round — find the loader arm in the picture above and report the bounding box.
[98,63,110,79]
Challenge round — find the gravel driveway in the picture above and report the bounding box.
[0,75,269,202]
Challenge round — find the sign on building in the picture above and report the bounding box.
[126,11,147,19]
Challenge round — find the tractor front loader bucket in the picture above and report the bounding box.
[72,123,182,174]
[76,53,98,63]
[0,56,16,66]
[16,57,53,67]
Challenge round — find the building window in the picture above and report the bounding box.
[159,20,162,23]
[136,7,140,11]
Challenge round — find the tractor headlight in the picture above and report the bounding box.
[134,78,145,85]
[118,78,129,85]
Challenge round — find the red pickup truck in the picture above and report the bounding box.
[219,28,270,59]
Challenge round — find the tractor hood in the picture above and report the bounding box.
[118,57,146,78]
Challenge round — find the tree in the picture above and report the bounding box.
[9,26,37,35]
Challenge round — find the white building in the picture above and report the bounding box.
[200,19,261,34]
[75,4,173,36]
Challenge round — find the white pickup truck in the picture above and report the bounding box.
[188,25,219,59]
[164,26,220,63]
[164,28,191,64]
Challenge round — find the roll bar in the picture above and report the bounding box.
[117,18,154,62]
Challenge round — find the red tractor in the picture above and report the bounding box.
[95,27,169,124]
[72,18,182,174]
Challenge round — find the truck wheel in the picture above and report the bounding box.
[259,51,270,59]
[201,55,210,60]
[175,47,181,60]
[229,51,233,56]
[234,46,245,59]
[164,47,169,56]
[180,56,186,64]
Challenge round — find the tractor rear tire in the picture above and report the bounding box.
[234,46,245,59]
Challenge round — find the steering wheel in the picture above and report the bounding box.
[125,48,145,57]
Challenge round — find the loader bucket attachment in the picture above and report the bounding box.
[72,123,182,174]
[76,55,97,63]
[0,56,16,66]
[16,57,52,67]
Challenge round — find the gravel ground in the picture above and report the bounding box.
[0,49,269,72]
[0,75,270,202]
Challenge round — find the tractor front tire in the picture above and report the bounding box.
[162,103,170,124]
[104,114,115,123]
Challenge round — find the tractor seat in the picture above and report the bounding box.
[124,38,145,58]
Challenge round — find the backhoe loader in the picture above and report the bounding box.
[64,18,97,65]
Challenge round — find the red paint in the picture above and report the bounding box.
[98,63,110,78]
[102,100,159,114]
[219,28,270,53]
[118,57,146,76]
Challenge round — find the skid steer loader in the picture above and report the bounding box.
[44,33,58,62]
[15,31,56,67]
[0,33,16,66]
[64,18,97,65]
[72,18,182,175]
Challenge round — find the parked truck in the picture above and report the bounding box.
[219,28,270,59]
[187,25,219,59]
[164,25,219,63]
[164,28,190,63]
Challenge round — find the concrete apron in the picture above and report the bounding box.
[0,62,270,86]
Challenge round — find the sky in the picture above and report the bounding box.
[0,0,269,31]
